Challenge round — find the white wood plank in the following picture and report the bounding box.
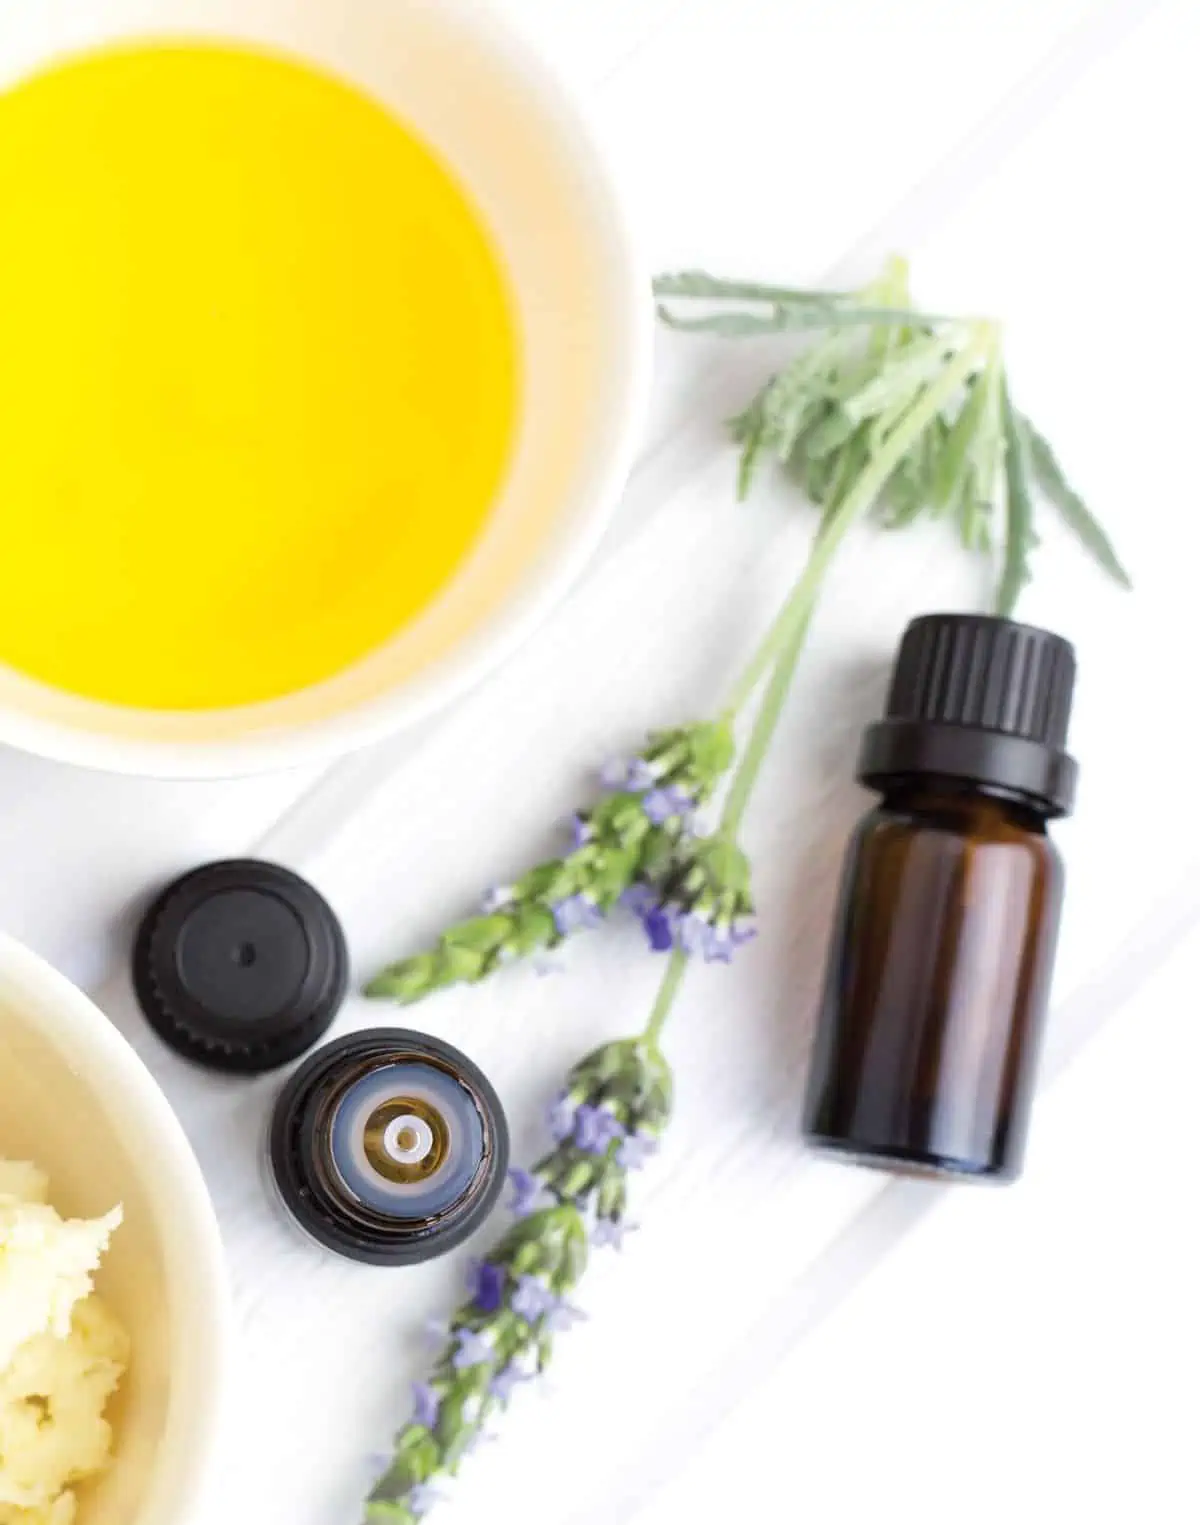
[0,3,1185,1523]
[493,0,705,91]
[0,750,322,987]
[641,912,1200,1524]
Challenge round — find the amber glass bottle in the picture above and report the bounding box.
[803,614,1078,1182]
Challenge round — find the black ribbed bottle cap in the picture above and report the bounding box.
[133,859,348,1073]
[858,614,1078,816]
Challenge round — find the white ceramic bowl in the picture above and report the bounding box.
[0,0,649,777]
[0,934,228,1525]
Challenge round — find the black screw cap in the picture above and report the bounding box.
[859,614,1079,816]
[133,859,348,1073]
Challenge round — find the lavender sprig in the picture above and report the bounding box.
[534,1039,670,1225]
[626,835,756,962]
[364,1039,672,1522]
[366,723,734,1004]
[655,257,1130,615]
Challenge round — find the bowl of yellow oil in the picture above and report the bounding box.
[0,0,648,776]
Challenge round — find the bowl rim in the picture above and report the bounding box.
[0,932,229,1525]
[0,1,652,780]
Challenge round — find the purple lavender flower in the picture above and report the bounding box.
[465,1260,507,1314]
[452,1328,494,1371]
[592,1218,631,1250]
[628,758,658,790]
[641,905,677,953]
[547,1092,577,1143]
[599,756,632,789]
[407,1481,440,1517]
[507,1168,543,1217]
[602,756,658,792]
[677,911,711,954]
[489,1364,526,1406]
[552,893,604,936]
[633,900,757,963]
[573,1104,626,1155]
[569,814,593,849]
[705,919,758,963]
[411,1381,440,1431]
[510,1275,560,1323]
[545,1302,586,1333]
[620,883,656,916]
[641,784,693,826]
[616,1130,659,1170]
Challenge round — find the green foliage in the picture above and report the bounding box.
[654,257,1130,614]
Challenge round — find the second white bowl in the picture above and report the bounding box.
[0,934,228,1525]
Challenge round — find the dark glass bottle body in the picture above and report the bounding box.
[803,780,1063,1181]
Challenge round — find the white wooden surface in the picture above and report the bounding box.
[3,1,1197,1520]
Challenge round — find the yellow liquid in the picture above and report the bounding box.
[0,43,519,709]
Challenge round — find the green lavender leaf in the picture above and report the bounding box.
[958,493,992,553]
[759,353,829,460]
[596,1169,627,1220]
[653,270,948,324]
[960,361,1005,549]
[881,440,925,526]
[839,331,960,425]
[933,370,990,510]
[732,390,770,499]
[441,916,509,954]
[796,440,839,504]
[366,1495,422,1524]
[656,305,799,337]
[435,1395,476,1473]
[654,271,846,304]
[874,403,936,527]
[865,374,929,454]
[802,405,857,461]
[509,904,557,956]
[819,423,872,520]
[729,391,764,445]
[1019,411,1133,589]
[419,945,475,984]
[658,303,942,336]
[997,381,1036,617]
